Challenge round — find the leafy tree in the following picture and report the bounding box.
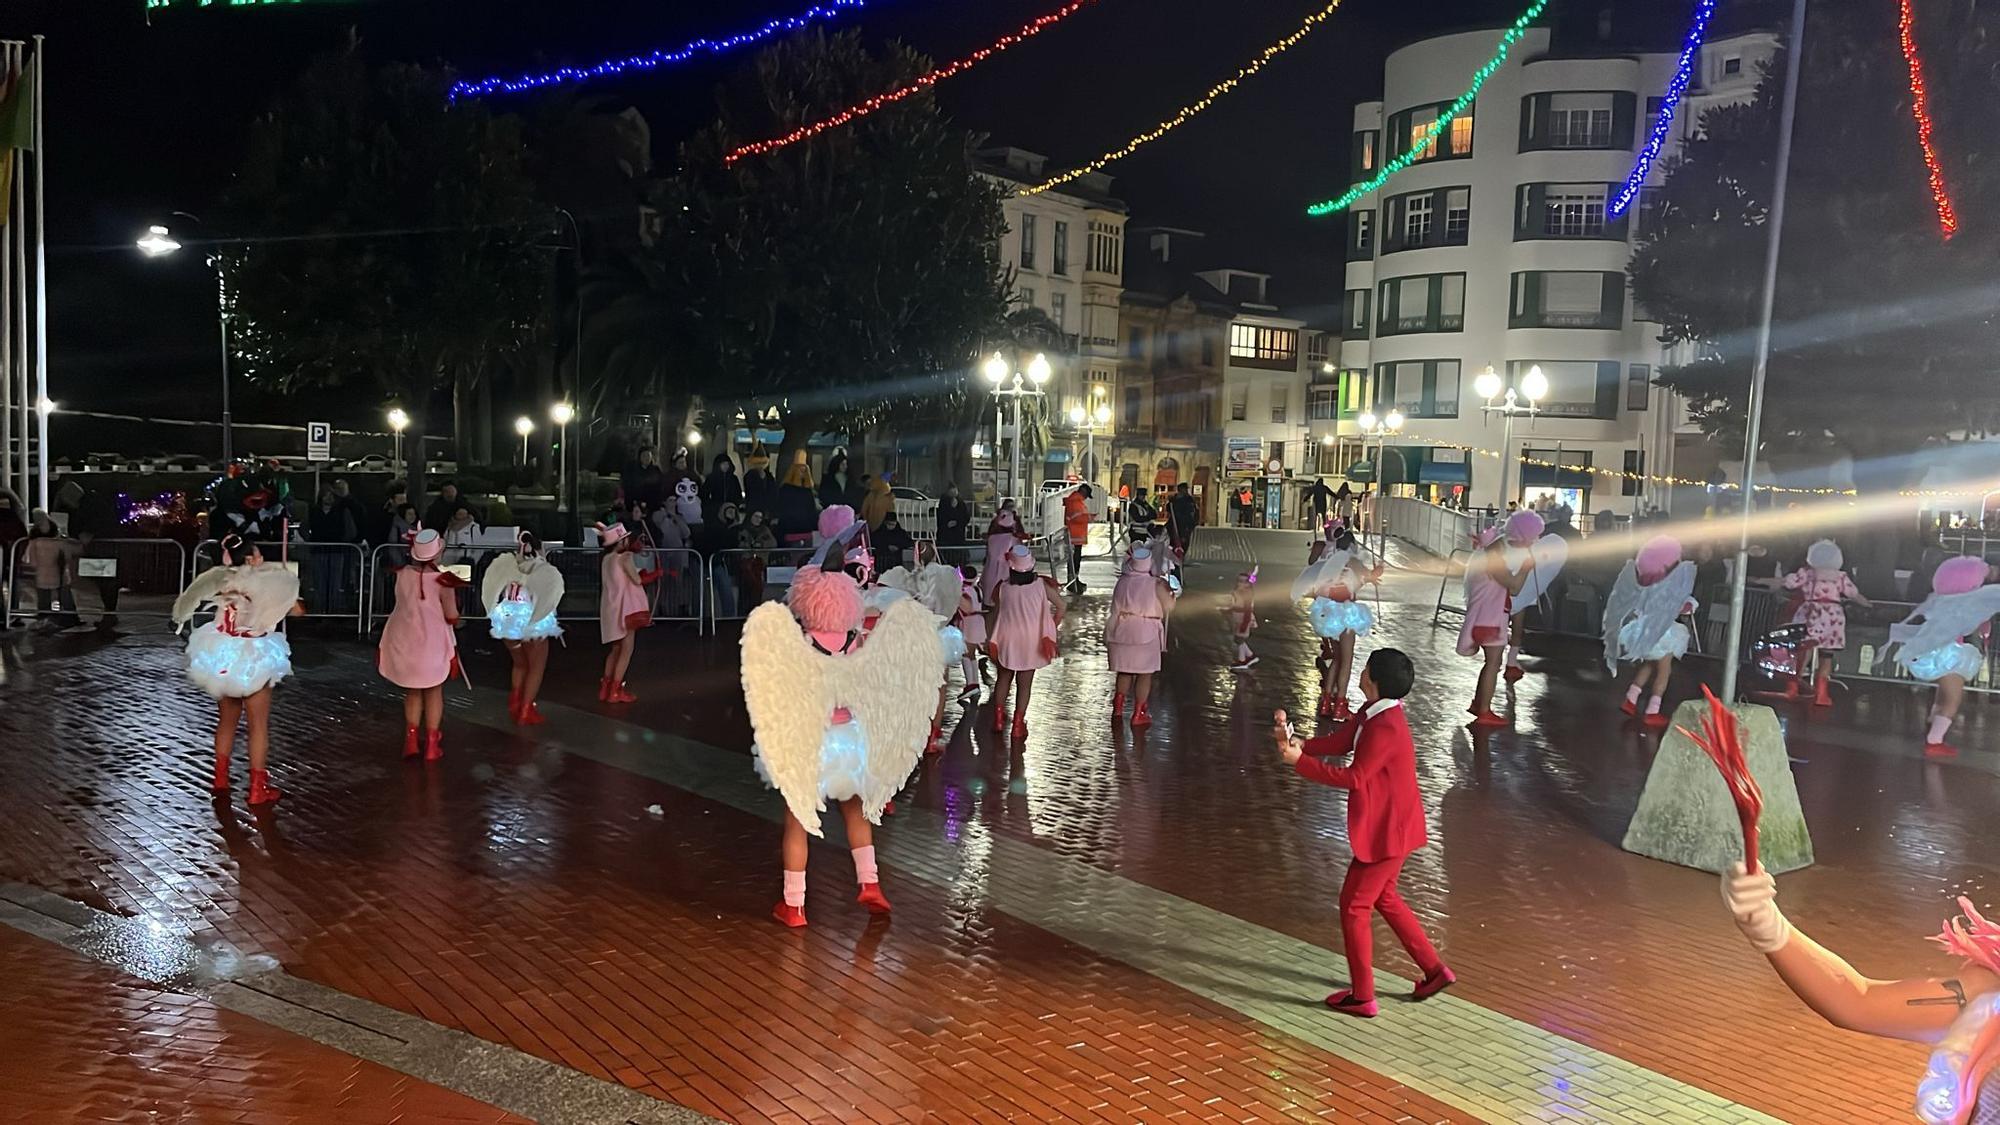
[589,29,1011,480]
[215,45,547,497]
[1630,0,2000,503]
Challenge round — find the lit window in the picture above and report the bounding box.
[1449,112,1473,154]
[1407,107,1439,161]
[1228,324,1299,363]
[1359,132,1377,171]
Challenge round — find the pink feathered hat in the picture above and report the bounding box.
[1504,510,1544,545]
[1934,555,1989,596]
[1637,535,1681,584]
[1472,525,1504,550]
[818,505,857,542]
[788,567,863,635]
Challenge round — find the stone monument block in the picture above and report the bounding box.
[1621,700,1814,875]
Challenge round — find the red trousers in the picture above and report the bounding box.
[1339,854,1444,1002]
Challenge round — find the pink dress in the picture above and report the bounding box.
[989,577,1058,672]
[378,567,460,689]
[980,532,1016,604]
[955,588,987,649]
[1457,553,1510,656]
[600,551,651,643]
[1106,573,1169,674]
[1782,567,1861,650]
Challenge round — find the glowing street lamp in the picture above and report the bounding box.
[135,217,233,465]
[1474,364,1544,511]
[135,225,180,256]
[515,416,534,463]
[549,402,575,515]
[984,351,1051,504]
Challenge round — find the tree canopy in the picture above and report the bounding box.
[589,29,1011,468]
[1629,0,2000,489]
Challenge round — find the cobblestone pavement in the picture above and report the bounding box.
[0,537,1993,1122]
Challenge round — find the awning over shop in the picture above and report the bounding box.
[1520,464,1594,490]
[1417,461,1470,485]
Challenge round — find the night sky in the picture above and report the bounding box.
[5,0,1660,427]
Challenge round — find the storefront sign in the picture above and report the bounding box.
[1225,437,1262,476]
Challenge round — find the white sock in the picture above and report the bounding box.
[960,656,979,685]
[1646,695,1663,716]
[782,869,806,908]
[1928,713,1953,744]
[851,845,878,885]
[1625,684,1643,705]
[1506,646,1521,668]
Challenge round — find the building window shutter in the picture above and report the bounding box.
[1519,93,1543,151]
[1611,92,1639,150]
[1601,272,1626,327]
[1594,361,1621,419]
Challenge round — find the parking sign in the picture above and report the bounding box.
[307,421,331,462]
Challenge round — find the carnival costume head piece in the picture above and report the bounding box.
[788,510,868,646]
[1006,544,1036,573]
[1805,539,1843,572]
[1239,565,1259,585]
[782,449,813,489]
[1935,556,1989,596]
[1637,535,1682,585]
[819,505,856,543]
[1128,546,1154,573]
[1916,898,2000,1124]
[409,527,444,563]
[595,521,631,550]
[1505,510,1545,546]
[1472,525,1505,550]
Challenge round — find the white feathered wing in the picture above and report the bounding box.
[1888,585,2000,666]
[482,553,525,616]
[1291,548,1352,602]
[172,563,298,635]
[1511,534,1570,616]
[1601,560,1695,671]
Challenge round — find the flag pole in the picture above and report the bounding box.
[0,43,13,506]
[30,35,46,510]
[10,42,26,509]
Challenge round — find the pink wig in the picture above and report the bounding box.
[818,505,857,542]
[1471,526,1504,550]
[1504,510,1544,545]
[786,568,863,635]
[1934,556,1989,596]
[1636,535,1681,585]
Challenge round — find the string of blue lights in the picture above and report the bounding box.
[449,0,871,100]
[1609,0,1719,217]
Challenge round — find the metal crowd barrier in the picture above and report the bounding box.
[5,536,190,628]
[1722,586,2000,695]
[196,538,368,634]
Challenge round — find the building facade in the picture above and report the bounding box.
[1334,23,1774,514]
[980,148,1126,495]
[1114,229,1233,514]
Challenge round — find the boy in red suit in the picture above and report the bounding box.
[1277,647,1455,1018]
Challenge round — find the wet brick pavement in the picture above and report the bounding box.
[0,538,1993,1122]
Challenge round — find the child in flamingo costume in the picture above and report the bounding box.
[741,526,941,929]
[987,544,1064,738]
[1456,520,1535,727]
[1602,534,1698,727]
[597,522,660,704]
[1888,556,2000,757]
[174,533,304,805]
[1293,521,1381,720]
[379,528,467,761]
[1228,566,1260,672]
[1107,545,1176,727]
[483,530,564,725]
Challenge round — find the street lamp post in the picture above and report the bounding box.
[550,401,575,529]
[386,408,410,480]
[1472,364,1547,516]
[1067,401,1112,489]
[982,351,1051,505]
[515,416,534,465]
[137,218,235,466]
[1355,408,1404,557]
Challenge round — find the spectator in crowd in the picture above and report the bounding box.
[936,483,971,546]
[422,481,471,533]
[1063,484,1091,592]
[25,510,80,629]
[1307,477,1336,522]
[702,502,743,618]
[331,478,371,545]
[860,473,895,529]
[307,487,361,609]
[1167,483,1199,557]
[443,505,482,558]
[664,448,697,504]
[776,451,820,548]
[649,497,694,616]
[379,481,408,544]
[702,452,743,524]
[389,502,417,546]
[874,511,915,573]
[736,507,778,607]
[623,447,665,511]
[0,487,25,556]
[818,450,852,511]
[743,461,775,520]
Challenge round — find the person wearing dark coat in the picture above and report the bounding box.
[777,455,821,548]
[623,447,666,511]
[936,484,972,546]
[873,512,916,574]
[742,466,776,518]
[817,451,851,511]
[701,453,744,524]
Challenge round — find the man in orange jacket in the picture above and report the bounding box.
[1277,647,1455,1017]
[1062,483,1091,593]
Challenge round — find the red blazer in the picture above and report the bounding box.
[1294,703,1428,863]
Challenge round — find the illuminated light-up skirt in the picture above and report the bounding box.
[185,624,293,699]
[1310,597,1375,639]
[752,711,882,804]
[1619,619,1690,663]
[938,624,966,666]
[488,598,563,642]
[1917,990,2000,1124]
[1904,642,1985,684]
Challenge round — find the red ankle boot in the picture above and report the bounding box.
[210,755,232,794]
[1131,702,1152,728]
[1812,678,1833,708]
[856,883,892,914]
[597,676,612,702]
[1316,694,1334,718]
[247,768,283,807]
[612,682,637,704]
[507,688,522,721]
[1011,711,1029,739]
[401,725,420,760]
[926,722,944,753]
[518,702,546,725]
[424,729,444,762]
[772,902,808,928]
[1111,692,1126,719]
[990,704,1007,732]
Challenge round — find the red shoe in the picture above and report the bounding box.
[1619,698,1638,717]
[1112,692,1126,719]
[926,723,944,754]
[772,902,808,928]
[210,756,232,794]
[1011,714,1029,739]
[597,677,612,702]
[402,725,420,760]
[507,688,521,718]
[856,883,892,914]
[1504,665,1524,683]
[1131,703,1152,729]
[1641,710,1670,728]
[1469,710,1507,728]
[247,768,283,807]
[990,705,1007,732]
[1316,694,1334,718]
[612,683,637,704]
[1412,967,1456,1001]
[1925,742,1959,759]
[1333,698,1353,720]
[1812,680,1833,708]
[518,703,546,726]
[1781,677,1801,700]
[1323,990,1378,1018]
[424,729,444,762]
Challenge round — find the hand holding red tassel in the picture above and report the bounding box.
[1678,686,1766,874]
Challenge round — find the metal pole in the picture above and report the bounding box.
[0,45,12,505]
[1497,408,1516,515]
[217,274,233,465]
[1720,0,1809,703]
[30,36,46,509]
[1010,392,1023,507]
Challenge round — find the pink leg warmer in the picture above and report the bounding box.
[851,845,878,886]
[1645,695,1663,716]
[1927,713,1953,745]
[1626,683,1644,705]
[782,869,807,908]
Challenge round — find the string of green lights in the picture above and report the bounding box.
[1304,0,1549,217]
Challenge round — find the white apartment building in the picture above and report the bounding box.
[1334,22,1775,514]
[980,148,1127,488]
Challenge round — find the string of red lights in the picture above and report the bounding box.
[724,0,1101,165]
[1897,0,1958,240]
